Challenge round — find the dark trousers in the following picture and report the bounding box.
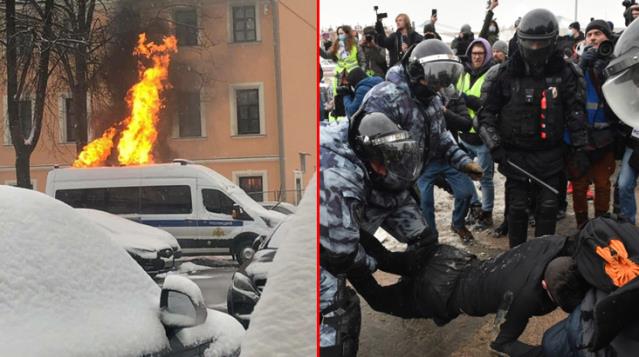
[506,174,561,248]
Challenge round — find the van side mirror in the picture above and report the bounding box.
[231,204,251,220]
[160,275,207,328]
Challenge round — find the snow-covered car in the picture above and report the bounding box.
[227,219,287,327]
[76,208,182,277]
[0,186,244,356]
[258,201,297,215]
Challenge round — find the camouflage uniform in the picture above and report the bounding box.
[320,67,473,347]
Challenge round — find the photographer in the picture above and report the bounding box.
[374,12,423,67]
[360,26,387,77]
[451,24,474,57]
[623,0,639,26]
[569,20,619,228]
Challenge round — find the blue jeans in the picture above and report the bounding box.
[417,160,475,233]
[460,139,495,212]
[618,147,638,224]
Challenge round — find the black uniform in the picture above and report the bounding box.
[479,47,588,247]
[350,233,570,357]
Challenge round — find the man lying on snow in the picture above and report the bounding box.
[350,215,639,357]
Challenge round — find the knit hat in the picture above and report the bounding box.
[569,21,581,31]
[347,67,367,88]
[492,40,508,56]
[585,19,612,40]
[461,24,472,34]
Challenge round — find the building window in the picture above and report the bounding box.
[236,89,260,135]
[65,97,76,142]
[174,9,198,46]
[232,5,257,42]
[177,91,201,137]
[239,176,263,202]
[17,99,32,138]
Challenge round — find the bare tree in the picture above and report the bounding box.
[5,0,55,188]
[52,0,110,153]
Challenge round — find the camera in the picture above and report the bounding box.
[585,40,614,59]
[365,34,373,42]
[623,0,637,8]
[374,6,388,21]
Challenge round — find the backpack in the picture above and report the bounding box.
[573,214,639,293]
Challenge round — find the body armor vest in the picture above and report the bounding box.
[500,75,565,150]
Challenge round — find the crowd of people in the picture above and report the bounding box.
[320,0,639,356]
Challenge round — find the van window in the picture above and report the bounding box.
[202,189,235,215]
[56,187,139,214]
[140,185,192,214]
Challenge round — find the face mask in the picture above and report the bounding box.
[489,25,496,32]
[410,82,437,104]
[338,34,347,41]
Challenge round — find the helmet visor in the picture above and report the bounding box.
[519,38,553,50]
[378,139,424,184]
[421,61,464,90]
[602,65,639,128]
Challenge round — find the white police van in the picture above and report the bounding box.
[45,160,285,263]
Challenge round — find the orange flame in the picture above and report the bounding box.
[72,127,117,167]
[73,33,177,168]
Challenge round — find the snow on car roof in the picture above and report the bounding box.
[76,208,179,252]
[0,186,168,356]
[241,174,317,356]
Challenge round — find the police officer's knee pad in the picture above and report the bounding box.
[320,287,361,357]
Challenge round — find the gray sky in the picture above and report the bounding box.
[320,0,626,38]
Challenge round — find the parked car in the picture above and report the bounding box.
[46,160,285,263]
[0,185,244,356]
[76,208,181,277]
[227,219,287,327]
[259,201,297,215]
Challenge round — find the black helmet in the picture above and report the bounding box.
[517,9,558,68]
[405,39,463,99]
[350,112,423,191]
[603,18,639,127]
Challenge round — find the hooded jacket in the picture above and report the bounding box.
[343,76,384,118]
[457,38,494,145]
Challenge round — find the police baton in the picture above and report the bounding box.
[506,159,559,195]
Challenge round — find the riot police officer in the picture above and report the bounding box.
[603,18,639,224]
[319,112,433,356]
[478,8,590,248]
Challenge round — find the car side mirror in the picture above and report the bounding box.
[160,275,207,328]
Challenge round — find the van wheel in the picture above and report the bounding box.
[233,238,256,265]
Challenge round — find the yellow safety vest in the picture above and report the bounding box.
[456,72,486,133]
[334,45,359,75]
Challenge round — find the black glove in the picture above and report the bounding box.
[433,173,453,195]
[359,228,434,276]
[490,146,507,165]
[336,85,353,96]
[461,93,481,111]
[566,149,590,180]
[579,47,597,69]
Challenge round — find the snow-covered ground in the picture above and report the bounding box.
[377,171,507,251]
[240,175,317,356]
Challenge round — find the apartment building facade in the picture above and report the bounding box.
[0,0,316,203]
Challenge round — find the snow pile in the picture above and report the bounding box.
[0,186,243,356]
[240,175,317,356]
[0,186,166,356]
[162,274,205,307]
[177,261,213,274]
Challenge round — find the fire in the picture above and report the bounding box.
[73,33,177,168]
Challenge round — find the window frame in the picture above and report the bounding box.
[228,1,261,43]
[174,89,205,138]
[229,83,265,137]
[232,170,267,202]
[173,7,199,47]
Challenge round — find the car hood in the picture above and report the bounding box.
[0,187,238,356]
[76,208,180,253]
